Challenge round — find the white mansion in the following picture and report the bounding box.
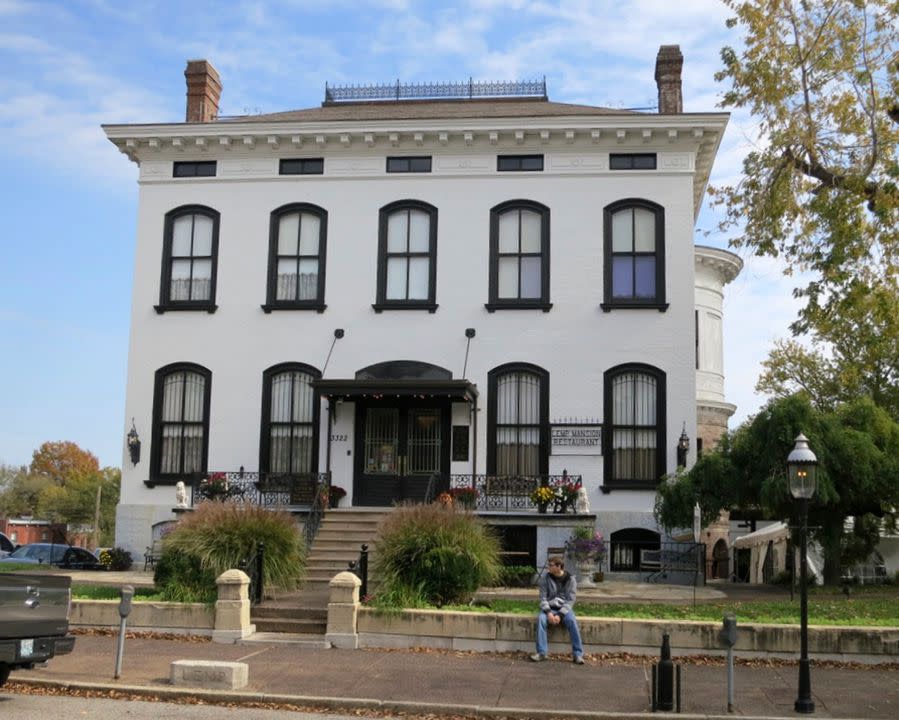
[104,47,741,566]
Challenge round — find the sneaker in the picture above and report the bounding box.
[573,654,585,665]
[530,653,546,662]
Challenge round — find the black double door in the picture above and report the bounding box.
[354,399,450,506]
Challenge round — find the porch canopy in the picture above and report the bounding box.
[312,360,478,402]
[312,378,478,401]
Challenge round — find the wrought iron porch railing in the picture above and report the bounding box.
[189,471,331,508]
[348,543,370,601]
[447,473,583,513]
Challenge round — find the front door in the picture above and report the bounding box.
[354,400,450,506]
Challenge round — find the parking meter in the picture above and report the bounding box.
[118,585,134,619]
[720,612,737,647]
[114,585,134,678]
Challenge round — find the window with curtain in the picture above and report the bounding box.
[260,364,320,474]
[602,199,666,311]
[487,200,551,311]
[151,364,210,482]
[604,364,666,488]
[264,204,327,312]
[157,206,219,312]
[374,200,438,312]
[488,364,548,475]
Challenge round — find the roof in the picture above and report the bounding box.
[733,522,789,549]
[225,98,638,124]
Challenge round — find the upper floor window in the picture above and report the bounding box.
[279,158,324,175]
[173,161,217,177]
[486,200,551,312]
[155,206,219,314]
[150,363,211,485]
[259,363,321,475]
[374,200,438,312]
[609,153,657,170]
[603,363,666,490]
[601,199,666,311]
[263,203,328,313]
[487,363,549,475]
[387,156,432,173]
[497,155,544,172]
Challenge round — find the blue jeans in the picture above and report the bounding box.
[536,610,583,657]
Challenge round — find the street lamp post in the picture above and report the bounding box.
[787,433,818,714]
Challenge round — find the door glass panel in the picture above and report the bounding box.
[407,409,440,474]
[364,408,398,474]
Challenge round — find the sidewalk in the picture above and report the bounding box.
[8,632,899,719]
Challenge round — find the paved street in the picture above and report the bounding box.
[6,633,899,719]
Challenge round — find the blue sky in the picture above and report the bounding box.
[0,0,804,469]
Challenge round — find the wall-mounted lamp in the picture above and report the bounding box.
[126,419,141,466]
[676,423,690,468]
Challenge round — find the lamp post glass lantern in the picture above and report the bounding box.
[787,432,817,714]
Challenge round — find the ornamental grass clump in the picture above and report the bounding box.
[373,502,501,608]
[154,502,306,602]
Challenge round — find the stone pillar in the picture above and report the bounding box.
[326,571,361,649]
[213,569,255,643]
[185,59,221,123]
[655,45,683,114]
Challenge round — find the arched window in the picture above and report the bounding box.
[603,363,666,489]
[150,363,211,483]
[602,199,666,311]
[610,528,660,571]
[156,205,219,313]
[263,203,328,312]
[259,363,321,474]
[374,200,438,312]
[486,200,551,311]
[487,363,549,475]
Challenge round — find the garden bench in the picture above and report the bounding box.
[144,539,164,571]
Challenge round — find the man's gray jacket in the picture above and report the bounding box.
[538,571,577,616]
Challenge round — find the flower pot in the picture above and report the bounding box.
[537,502,549,514]
[576,559,596,587]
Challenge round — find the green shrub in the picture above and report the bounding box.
[98,547,132,571]
[154,502,306,602]
[373,502,501,607]
[492,565,537,587]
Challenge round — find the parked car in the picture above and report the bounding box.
[0,543,102,570]
[0,533,16,558]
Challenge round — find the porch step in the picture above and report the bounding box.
[239,632,330,648]
[252,617,327,634]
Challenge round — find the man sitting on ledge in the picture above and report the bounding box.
[531,555,584,664]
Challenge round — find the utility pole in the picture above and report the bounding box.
[92,484,102,549]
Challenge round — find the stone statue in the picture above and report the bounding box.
[576,485,590,514]
[175,481,189,508]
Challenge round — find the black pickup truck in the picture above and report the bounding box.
[0,573,76,687]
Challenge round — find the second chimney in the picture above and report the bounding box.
[655,45,683,114]
[185,60,221,123]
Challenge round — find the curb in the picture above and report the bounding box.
[8,677,872,720]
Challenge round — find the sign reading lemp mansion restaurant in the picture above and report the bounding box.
[551,424,603,455]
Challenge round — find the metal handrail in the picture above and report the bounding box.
[348,543,369,600]
[303,476,331,549]
[238,541,265,605]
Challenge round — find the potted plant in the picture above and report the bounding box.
[565,525,605,585]
[198,472,242,501]
[329,485,347,508]
[555,480,581,513]
[448,486,478,509]
[529,485,557,513]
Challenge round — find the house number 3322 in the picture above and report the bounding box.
[330,434,348,442]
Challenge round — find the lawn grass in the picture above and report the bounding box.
[72,584,164,601]
[446,586,899,627]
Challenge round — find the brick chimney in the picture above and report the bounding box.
[184,60,221,123]
[654,45,683,114]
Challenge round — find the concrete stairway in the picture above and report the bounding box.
[249,507,389,637]
[305,508,387,590]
